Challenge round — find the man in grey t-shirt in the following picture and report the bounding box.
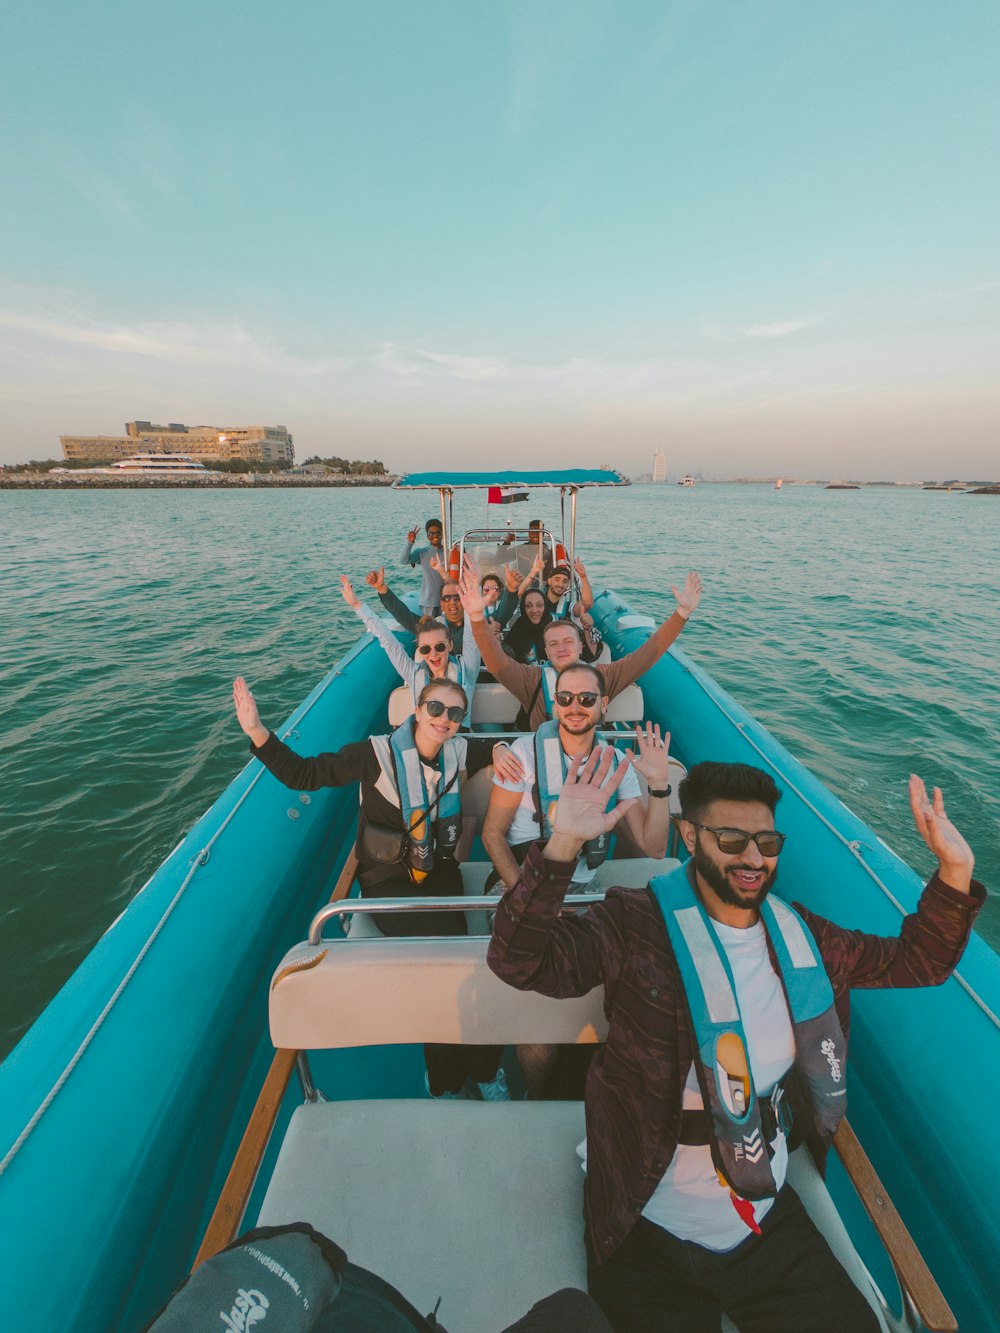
[401,517,445,614]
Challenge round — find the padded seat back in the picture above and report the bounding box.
[605,683,643,723]
[387,685,414,726]
[270,935,607,1051]
[470,682,521,724]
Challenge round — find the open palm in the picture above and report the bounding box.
[552,748,637,843]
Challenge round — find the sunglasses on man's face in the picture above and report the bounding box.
[690,822,786,857]
[423,699,465,723]
[555,690,600,708]
[418,641,449,655]
[440,593,461,603]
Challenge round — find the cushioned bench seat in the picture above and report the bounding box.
[256,1099,887,1333]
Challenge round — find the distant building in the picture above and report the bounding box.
[652,449,668,482]
[61,421,295,465]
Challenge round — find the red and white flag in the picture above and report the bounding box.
[487,486,529,505]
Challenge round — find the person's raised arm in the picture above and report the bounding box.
[366,568,419,632]
[400,525,420,566]
[233,675,269,749]
[799,777,982,994]
[606,571,703,693]
[518,553,544,597]
[908,775,974,895]
[233,676,368,790]
[621,725,672,859]
[342,574,416,686]
[488,748,637,996]
[574,558,595,612]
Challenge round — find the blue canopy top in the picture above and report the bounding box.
[393,468,630,489]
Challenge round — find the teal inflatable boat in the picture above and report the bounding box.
[0,472,996,1332]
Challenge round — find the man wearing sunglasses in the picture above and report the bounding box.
[367,566,470,653]
[232,675,510,1102]
[482,664,672,898]
[400,517,446,616]
[489,758,982,1332]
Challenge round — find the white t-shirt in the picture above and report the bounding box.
[579,915,795,1251]
[494,735,641,885]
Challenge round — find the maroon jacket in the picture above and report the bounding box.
[488,843,984,1265]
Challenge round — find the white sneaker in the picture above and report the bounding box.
[477,1067,511,1102]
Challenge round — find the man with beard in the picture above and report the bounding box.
[488,759,982,1332]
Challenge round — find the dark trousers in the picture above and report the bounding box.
[362,860,502,1096]
[587,1186,881,1333]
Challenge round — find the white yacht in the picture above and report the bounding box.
[110,453,213,475]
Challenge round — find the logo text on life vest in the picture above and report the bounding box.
[821,1038,842,1082]
[219,1287,268,1331]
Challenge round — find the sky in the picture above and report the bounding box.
[1,1,998,479]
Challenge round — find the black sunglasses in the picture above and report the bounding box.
[417,641,449,655]
[440,593,461,602]
[423,699,465,722]
[690,822,786,857]
[555,690,600,708]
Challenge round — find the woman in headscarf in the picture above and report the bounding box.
[503,588,552,664]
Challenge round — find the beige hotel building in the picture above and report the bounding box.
[60,421,295,465]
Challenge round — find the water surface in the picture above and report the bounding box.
[1,483,996,1058]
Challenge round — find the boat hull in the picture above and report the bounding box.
[0,595,997,1330]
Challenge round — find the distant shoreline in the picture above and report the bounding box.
[0,474,398,491]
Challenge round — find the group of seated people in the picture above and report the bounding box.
[235,516,703,1096]
[230,515,982,1333]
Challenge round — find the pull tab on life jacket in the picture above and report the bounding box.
[533,721,619,870]
[648,865,848,1201]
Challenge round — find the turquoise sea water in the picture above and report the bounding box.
[1,483,997,1059]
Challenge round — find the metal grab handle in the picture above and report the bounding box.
[307,893,604,945]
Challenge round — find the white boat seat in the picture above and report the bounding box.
[604,684,643,723]
[388,685,415,727]
[266,936,887,1332]
[257,1112,886,1333]
[470,682,521,725]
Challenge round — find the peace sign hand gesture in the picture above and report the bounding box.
[544,747,637,862]
[909,775,974,893]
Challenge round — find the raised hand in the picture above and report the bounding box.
[365,566,388,594]
[530,553,544,578]
[233,676,269,747]
[504,563,521,593]
[406,525,419,543]
[625,724,671,790]
[458,564,486,617]
[339,574,361,609]
[909,776,974,892]
[574,557,587,577]
[546,747,637,859]
[429,553,447,578]
[672,571,702,620]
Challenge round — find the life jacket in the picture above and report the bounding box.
[648,865,847,1201]
[538,664,558,719]
[410,656,464,709]
[532,720,620,870]
[370,722,463,882]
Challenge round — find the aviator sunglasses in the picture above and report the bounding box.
[689,822,786,857]
[423,699,465,723]
[418,641,449,655]
[555,690,600,708]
